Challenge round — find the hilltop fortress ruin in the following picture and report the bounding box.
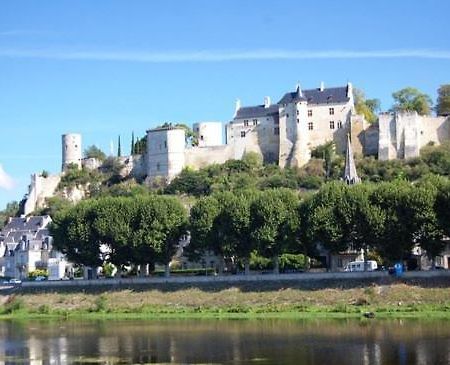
[23,82,450,215]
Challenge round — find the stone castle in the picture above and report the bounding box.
[22,82,450,215]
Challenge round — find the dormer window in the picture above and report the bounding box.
[244,120,249,126]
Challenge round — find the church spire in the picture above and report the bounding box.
[343,134,360,184]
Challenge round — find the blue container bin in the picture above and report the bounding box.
[394,263,403,277]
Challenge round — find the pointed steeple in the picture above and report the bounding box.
[296,82,302,98]
[343,134,360,184]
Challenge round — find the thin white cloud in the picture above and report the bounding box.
[0,164,15,190]
[0,48,450,62]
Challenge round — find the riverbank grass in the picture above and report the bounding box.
[1,283,449,319]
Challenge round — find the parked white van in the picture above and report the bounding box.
[344,260,378,272]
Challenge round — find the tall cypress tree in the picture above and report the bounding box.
[131,132,135,155]
[117,135,121,157]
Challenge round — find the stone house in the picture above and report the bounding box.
[0,216,70,280]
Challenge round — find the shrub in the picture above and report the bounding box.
[1,296,24,314]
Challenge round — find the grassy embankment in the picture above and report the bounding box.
[1,280,450,320]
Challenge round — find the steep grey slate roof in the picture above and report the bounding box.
[2,216,49,232]
[278,86,350,105]
[234,104,279,119]
[234,85,350,120]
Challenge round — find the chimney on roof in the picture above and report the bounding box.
[347,82,353,98]
[320,81,325,92]
[264,96,271,108]
[296,83,302,97]
[234,99,241,117]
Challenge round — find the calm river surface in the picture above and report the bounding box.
[0,319,449,364]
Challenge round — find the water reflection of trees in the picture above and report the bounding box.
[0,320,448,364]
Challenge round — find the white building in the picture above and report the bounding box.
[0,216,70,280]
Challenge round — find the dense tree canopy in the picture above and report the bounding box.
[0,201,20,229]
[391,87,432,115]
[50,195,188,277]
[84,145,106,161]
[436,84,450,116]
[353,88,380,123]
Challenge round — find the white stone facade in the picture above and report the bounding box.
[0,216,70,280]
[62,133,82,171]
[193,122,223,147]
[23,173,61,216]
[378,112,450,160]
[146,127,186,181]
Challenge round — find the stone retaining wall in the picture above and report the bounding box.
[21,270,450,290]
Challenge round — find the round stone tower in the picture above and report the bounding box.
[62,133,82,171]
[146,126,186,181]
[193,122,223,147]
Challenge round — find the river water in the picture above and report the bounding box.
[0,319,449,364]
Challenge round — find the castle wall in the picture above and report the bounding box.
[420,116,450,147]
[185,145,234,169]
[130,154,146,179]
[23,174,61,215]
[363,123,379,156]
[350,114,365,156]
[378,112,449,161]
[82,157,101,170]
[402,113,421,159]
[378,113,395,160]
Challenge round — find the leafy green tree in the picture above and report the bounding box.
[420,141,450,176]
[165,168,211,196]
[300,183,385,268]
[242,152,263,170]
[436,181,450,238]
[174,123,198,146]
[133,136,146,155]
[187,195,222,265]
[353,88,380,123]
[92,197,135,273]
[391,87,432,115]
[50,200,104,272]
[0,201,20,229]
[217,190,259,275]
[84,145,106,161]
[436,84,450,116]
[369,181,439,264]
[311,142,336,178]
[250,189,300,274]
[131,131,135,155]
[147,196,188,277]
[38,196,72,217]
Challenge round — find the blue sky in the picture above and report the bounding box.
[1,0,450,209]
